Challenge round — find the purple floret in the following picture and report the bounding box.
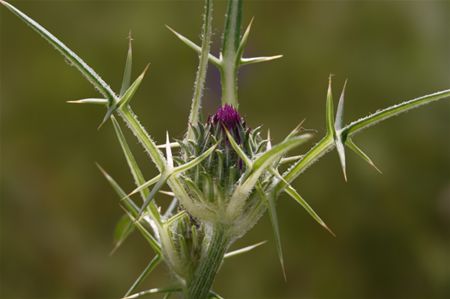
[210,104,242,131]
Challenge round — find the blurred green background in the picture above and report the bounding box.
[1,1,449,298]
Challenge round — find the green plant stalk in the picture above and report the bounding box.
[187,0,213,139]
[186,224,230,299]
[220,0,242,107]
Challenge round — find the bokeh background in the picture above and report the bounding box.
[1,1,449,298]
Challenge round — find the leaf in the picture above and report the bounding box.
[156,142,180,149]
[240,55,283,66]
[97,165,161,255]
[224,241,266,258]
[279,155,303,164]
[236,17,254,62]
[66,98,108,105]
[256,185,286,280]
[346,138,382,174]
[165,132,174,169]
[111,214,135,255]
[209,291,224,299]
[124,255,162,297]
[334,80,347,131]
[96,163,139,214]
[166,25,220,67]
[119,64,149,109]
[122,208,161,255]
[244,134,311,188]
[134,142,217,218]
[127,174,162,199]
[325,75,335,137]
[120,32,133,96]
[334,80,348,181]
[228,134,312,215]
[283,119,306,141]
[224,128,252,168]
[122,286,181,299]
[98,64,149,129]
[284,184,335,237]
[344,89,450,135]
[279,88,450,193]
[0,1,117,104]
[171,142,218,175]
[111,116,161,222]
[111,117,148,201]
[137,174,169,220]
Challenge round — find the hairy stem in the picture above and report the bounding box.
[187,0,213,139]
[186,225,229,299]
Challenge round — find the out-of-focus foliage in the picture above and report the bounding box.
[1,1,449,298]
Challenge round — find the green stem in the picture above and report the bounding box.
[186,225,229,299]
[187,0,213,139]
[220,0,242,108]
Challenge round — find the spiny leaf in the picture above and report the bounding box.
[228,134,312,215]
[334,80,348,181]
[111,214,135,255]
[284,184,335,237]
[256,185,286,280]
[111,117,148,201]
[240,55,283,66]
[164,198,178,218]
[122,286,181,299]
[127,174,162,199]
[0,1,117,104]
[134,142,218,219]
[98,64,149,129]
[325,75,335,137]
[343,89,450,136]
[96,163,139,214]
[279,88,450,193]
[266,129,272,150]
[124,255,162,297]
[66,98,108,105]
[98,165,161,254]
[346,138,382,174]
[96,165,141,253]
[122,208,161,255]
[284,119,306,141]
[171,142,218,175]
[111,116,162,222]
[236,17,254,62]
[166,25,220,67]
[335,80,347,131]
[279,155,303,165]
[224,241,266,258]
[156,142,180,149]
[165,132,174,169]
[119,64,149,109]
[244,134,312,186]
[165,211,187,226]
[137,174,168,220]
[209,291,224,299]
[224,128,252,168]
[120,32,133,96]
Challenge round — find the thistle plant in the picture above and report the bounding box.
[2,1,449,298]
